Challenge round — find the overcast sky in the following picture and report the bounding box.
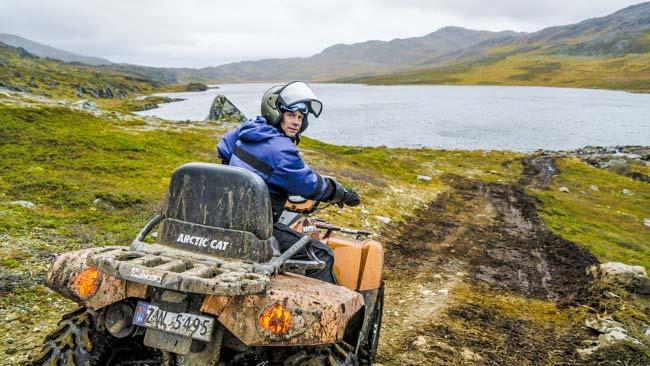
[0,0,646,68]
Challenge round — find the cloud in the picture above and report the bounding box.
[0,0,644,67]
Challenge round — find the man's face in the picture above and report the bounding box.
[280,111,304,138]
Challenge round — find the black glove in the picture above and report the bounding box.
[342,189,361,206]
[325,178,361,207]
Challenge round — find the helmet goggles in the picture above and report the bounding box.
[279,102,309,115]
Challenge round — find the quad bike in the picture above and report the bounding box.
[32,163,384,365]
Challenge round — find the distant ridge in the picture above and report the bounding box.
[1,1,649,88]
[185,27,523,82]
[0,33,112,66]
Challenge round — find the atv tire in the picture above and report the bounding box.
[359,281,384,366]
[283,342,358,366]
[30,307,159,366]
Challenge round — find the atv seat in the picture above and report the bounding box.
[154,163,275,262]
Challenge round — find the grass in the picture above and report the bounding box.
[529,158,650,268]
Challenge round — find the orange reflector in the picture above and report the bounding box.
[73,267,102,298]
[258,303,292,335]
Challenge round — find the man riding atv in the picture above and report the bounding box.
[217,81,361,284]
[32,81,384,366]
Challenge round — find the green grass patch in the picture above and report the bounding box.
[0,106,225,245]
[530,158,650,269]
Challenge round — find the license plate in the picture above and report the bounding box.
[133,301,214,342]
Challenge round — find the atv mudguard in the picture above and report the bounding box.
[216,273,364,346]
[44,248,139,309]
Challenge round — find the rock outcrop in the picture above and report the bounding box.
[71,100,97,111]
[588,262,650,295]
[206,94,246,122]
[74,84,132,99]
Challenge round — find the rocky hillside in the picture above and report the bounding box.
[0,42,173,99]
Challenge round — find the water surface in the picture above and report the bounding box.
[136,84,650,151]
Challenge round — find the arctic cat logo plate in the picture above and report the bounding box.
[176,233,230,251]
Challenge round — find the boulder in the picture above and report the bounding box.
[588,262,649,293]
[598,329,633,347]
[622,189,634,196]
[206,95,246,122]
[375,216,391,224]
[411,335,427,348]
[186,83,208,92]
[416,175,432,181]
[585,317,625,334]
[72,100,97,111]
[10,200,35,208]
[559,186,570,193]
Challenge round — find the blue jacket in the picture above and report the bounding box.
[216,116,329,200]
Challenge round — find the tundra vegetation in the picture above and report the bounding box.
[1,93,648,364]
[1,34,649,364]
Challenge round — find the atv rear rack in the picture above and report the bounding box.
[87,247,270,296]
[86,215,325,296]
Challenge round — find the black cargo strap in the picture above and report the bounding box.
[234,146,273,176]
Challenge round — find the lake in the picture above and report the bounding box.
[135,84,650,151]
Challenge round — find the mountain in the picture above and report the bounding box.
[528,2,650,56]
[184,27,523,83]
[346,2,650,92]
[0,33,112,66]
[424,1,650,66]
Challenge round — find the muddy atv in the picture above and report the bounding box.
[32,163,384,366]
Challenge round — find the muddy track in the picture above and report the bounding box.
[377,156,601,365]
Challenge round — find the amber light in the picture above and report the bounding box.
[73,267,102,298]
[258,303,292,335]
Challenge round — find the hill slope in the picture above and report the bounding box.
[0,33,112,66]
[0,42,161,99]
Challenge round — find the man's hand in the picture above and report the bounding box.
[342,190,360,206]
[326,178,361,206]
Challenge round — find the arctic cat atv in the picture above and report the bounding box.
[32,163,384,366]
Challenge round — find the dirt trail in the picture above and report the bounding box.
[376,156,602,365]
